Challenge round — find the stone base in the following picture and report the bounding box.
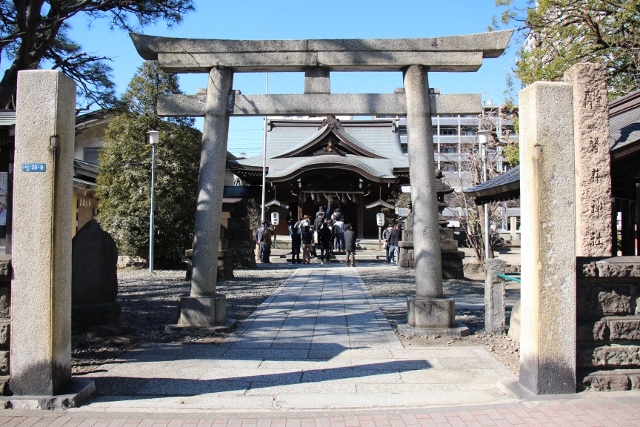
[407,296,456,329]
[397,321,470,337]
[0,378,95,409]
[71,303,121,329]
[177,294,226,327]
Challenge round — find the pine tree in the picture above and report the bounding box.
[97,61,202,266]
[493,0,640,99]
[0,1,194,111]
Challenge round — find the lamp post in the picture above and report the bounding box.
[260,73,269,222]
[477,130,491,260]
[148,130,159,272]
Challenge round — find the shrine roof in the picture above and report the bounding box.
[234,119,408,181]
[463,166,520,205]
[610,89,640,157]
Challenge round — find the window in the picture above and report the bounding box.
[83,147,101,165]
[441,162,457,172]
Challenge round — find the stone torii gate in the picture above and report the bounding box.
[131,31,512,333]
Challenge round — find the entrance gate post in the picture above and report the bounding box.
[11,71,75,395]
[178,67,232,327]
[518,81,576,394]
[402,65,460,333]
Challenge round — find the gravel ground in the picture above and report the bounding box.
[72,265,519,376]
[358,267,520,374]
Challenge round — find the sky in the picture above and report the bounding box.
[68,0,518,157]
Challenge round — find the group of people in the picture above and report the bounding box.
[382,222,403,265]
[288,207,357,266]
[257,208,405,267]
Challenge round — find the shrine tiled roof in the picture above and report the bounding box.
[610,89,640,155]
[268,155,395,181]
[234,119,408,181]
[463,166,520,205]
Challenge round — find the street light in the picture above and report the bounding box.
[148,130,159,272]
[477,130,491,260]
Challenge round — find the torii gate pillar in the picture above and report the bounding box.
[176,67,232,327]
[401,65,468,336]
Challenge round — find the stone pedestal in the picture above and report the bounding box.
[577,257,640,391]
[177,295,226,327]
[399,297,469,337]
[227,200,257,269]
[11,71,75,396]
[397,170,465,279]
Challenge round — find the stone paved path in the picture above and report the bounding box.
[79,266,516,412]
[2,266,640,425]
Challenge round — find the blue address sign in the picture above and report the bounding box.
[21,163,46,172]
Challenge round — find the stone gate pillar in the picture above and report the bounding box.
[402,65,461,334]
[11,71,75,395]
[563,63,612,257]
[518,81,576,394]
[178,67,232,327]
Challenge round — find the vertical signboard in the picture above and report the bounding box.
[0,172,7,226]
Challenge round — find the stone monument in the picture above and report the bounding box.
[71,220,120,329]
[227,200,258,269]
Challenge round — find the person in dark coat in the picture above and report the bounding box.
[301,225,313,264]
[261,223,273,263]
[343,223,357,267]
[291,219,302,263]
[318,220,333,264]
[286,211,295,236]
[387,223,401,265]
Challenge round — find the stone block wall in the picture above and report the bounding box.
[577,257,640,391]
[0,257,11,394]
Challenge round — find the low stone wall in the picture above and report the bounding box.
[577,256,640,391]
[185,226,234,281]
[0,256,10,394]
[398,227,465,279]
